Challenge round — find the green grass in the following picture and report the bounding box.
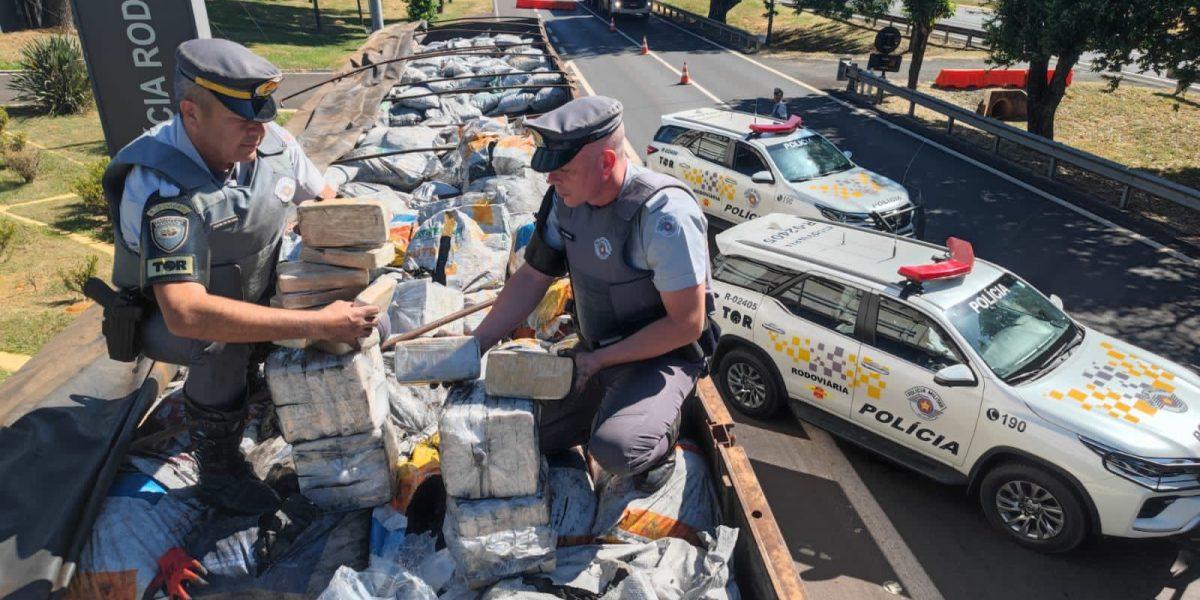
[208,0,497,71]
[0,219,110,356]
[662,0,982,58]
[875,82,1200,244]
[0,28,72,70]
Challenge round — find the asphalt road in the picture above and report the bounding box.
[495,3,1200,598]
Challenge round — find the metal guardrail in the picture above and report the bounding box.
[651,2,766,53]
[838,60,1200,212]
[857,12,990,48]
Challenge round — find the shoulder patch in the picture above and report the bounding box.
[274,177,296,203]
[146,201,192,217]
[655,214,681,238]
[150,215,189,253]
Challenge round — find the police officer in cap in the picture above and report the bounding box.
[101,39,380,514]
[472,96,718,490]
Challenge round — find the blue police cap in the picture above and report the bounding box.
[525,96,623,173]
[176,39,282,123]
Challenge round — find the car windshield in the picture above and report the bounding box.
[946,273,1075,381]
[765,135,854,182]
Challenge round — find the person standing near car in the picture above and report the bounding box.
[772,88,789,120]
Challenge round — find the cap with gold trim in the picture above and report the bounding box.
[176,38,282,123]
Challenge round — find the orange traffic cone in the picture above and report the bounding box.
[640,36,649,55]
[679,62,691,85]
[609,16,616,32]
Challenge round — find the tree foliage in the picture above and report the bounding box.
[791,0,953,89]
[987,0,1199,139]
[708,0,744,23]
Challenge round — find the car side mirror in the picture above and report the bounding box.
[842,150,854,160]
[934,364,977,388]
[1049,294,1064,310]
[751,170,774,184]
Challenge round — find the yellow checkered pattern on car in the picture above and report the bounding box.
[682,167,735,205]
[767,333,876,396]
[1045,341,1181,424]
[807,171,882,201]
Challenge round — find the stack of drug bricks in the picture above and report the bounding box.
[390,335,574,589]
[264,198,403,512]
[276,197,397,353]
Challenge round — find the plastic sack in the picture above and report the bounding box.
[548,526,741,599]
[316,564,437,600]
[491,92,535,116]
[548,451,598,547]
[388,209,420,266]
[532,87,570,112]
[592,442,721,547]
[393,86,441,111]
[462,133,535,181]
[465,171,549,216]
[330,152,442,192]
[66,475,205,600]
[337,181,414,207]
[463,289,499,334]
[526,278,573,340]
[403,205,512,292]
[507,216,536,276]
[292,422,399,512]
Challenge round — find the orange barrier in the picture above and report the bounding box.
[934,68,1074,90]
[515,0,577,9]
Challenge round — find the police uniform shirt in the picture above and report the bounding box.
[772,101,789,120]
[119,117,326,252]
[541,164,710,293]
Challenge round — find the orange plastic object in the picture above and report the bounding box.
[933,68,1074,90]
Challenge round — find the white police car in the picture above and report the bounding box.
[710,213,1200,552]
[648,108,920,236]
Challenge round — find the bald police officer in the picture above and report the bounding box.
[102,39,379,514]
[472,96,718,489]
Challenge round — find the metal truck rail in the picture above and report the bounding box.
[0,15,804,599]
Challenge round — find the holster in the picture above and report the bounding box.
[84,277,146,363]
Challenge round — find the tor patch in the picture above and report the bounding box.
[655,214,681,238]
[150,215,189,253]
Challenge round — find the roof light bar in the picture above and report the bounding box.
[749,115,802,134]
[898,237,974,282]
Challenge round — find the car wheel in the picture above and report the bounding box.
[978,462,1088,553]
[716,347,782,418]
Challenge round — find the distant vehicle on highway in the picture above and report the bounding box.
[649,107,921,236]
[594,0,651,18]
[710,213,1200,553]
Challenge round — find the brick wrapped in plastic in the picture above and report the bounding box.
[439,381,540,499]
[265,345,389,444]
[442,522,555,590]
[592,442,721,546]
[292,421,400,512]
[392,336,481,385]
[445,464,550,538]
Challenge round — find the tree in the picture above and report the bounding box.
[902,0,955,90]
[708,0,743,23]
[790,0,952,90]
[763,0,778,46]
[986,0,1198,140]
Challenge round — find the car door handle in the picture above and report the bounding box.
[762,322,785,335]
[862,361,890,376]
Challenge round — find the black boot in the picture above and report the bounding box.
[185,395,281,515]
[634,412,681,494]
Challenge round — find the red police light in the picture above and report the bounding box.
[898,237,975,282]
[749,115,802,134]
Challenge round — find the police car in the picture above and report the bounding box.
[710,213,1200,553]
[648,108,920,236]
